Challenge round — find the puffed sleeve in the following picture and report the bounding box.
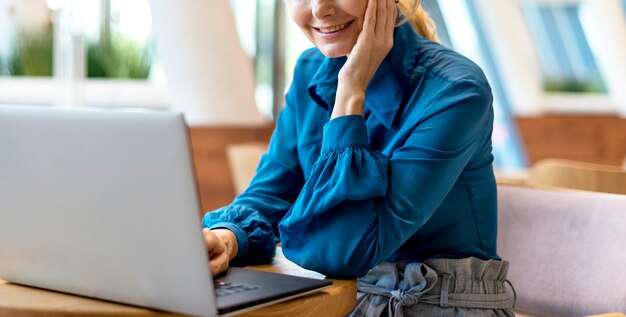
[202,103,304,265]
[278,79,493,278]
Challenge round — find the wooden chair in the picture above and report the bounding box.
[226,143,267,195]
[527,158,626,195]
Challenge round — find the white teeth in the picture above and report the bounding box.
[318,22,349,34]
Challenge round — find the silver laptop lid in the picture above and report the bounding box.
[0,105,216,317]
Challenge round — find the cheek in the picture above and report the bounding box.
[342,0,367,19]
[339,0,366,35]
[287,2,308,29]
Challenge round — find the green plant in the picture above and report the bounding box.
[6,23,151,79]
[543,76,606,93]
[87,34,151,79]
[0,55,7,76]
[8,26,54,76]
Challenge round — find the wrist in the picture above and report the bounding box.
[332,87,365,119]
[213,229,239,261]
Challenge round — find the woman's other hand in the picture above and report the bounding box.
[334,0,397,118]
[202,228,238,276]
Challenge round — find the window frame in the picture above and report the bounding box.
[0,76,167,108]
[476,0,626,115]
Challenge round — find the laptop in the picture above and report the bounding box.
[0,105,331,317]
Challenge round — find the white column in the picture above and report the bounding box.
[149,0,266,126]
[579,0,626,117]
[472,0,545,116]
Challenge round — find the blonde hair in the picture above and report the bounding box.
[397,0,440,43]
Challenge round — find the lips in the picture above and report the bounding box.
[313,20,354,34]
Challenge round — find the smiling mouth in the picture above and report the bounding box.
[314,20,354,34]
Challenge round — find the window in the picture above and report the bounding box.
[0,0,166,108]
[438,0,527,169]
[81,0,153,80]
[522,2,606,93]
[0,0,155,79]
[500,0,622,114]
[421,0,453,48]
[0,0,53,77]
[230,0,283,119]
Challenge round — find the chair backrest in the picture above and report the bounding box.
[226,143,266,194]
[497,185,626,317]
[527,158,626,194]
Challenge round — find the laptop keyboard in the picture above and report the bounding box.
[214,281,259,297]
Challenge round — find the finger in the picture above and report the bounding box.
[203,228,220,254]
[362,0,377,35]
[384,0,397,40]
[210,252,229,276]
[376,0,387,35]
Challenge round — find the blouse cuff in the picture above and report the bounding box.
[207,222,249,263]
[321,115,369,154]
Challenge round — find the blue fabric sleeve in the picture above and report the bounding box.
[278,80,493,278]
[202,104,304,265]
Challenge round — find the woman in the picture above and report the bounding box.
[203,0,515,315]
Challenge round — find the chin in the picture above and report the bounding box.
[319,50,348,58]
[318,45,353,58]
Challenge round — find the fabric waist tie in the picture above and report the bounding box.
[356,258,514,317]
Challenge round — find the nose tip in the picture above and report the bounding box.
[311,0,335,19]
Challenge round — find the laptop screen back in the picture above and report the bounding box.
[0,105,217,317]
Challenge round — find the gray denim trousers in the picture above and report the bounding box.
[346,257,515,317]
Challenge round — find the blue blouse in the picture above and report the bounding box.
[203,22,499,278]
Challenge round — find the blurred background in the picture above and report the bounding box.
[0,0,624,209]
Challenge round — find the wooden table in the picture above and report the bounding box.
[0,249,356,317]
